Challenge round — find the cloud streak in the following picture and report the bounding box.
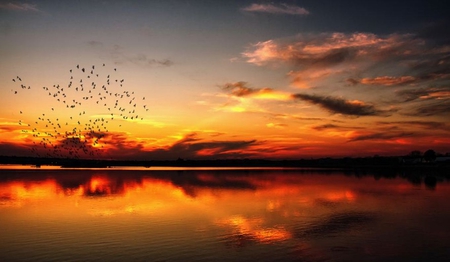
[241,3,309,15]
[219,82,392,117]
[397,86,450,102]
[242,33,416,67]
[376,121,449,131]
[347,132,415,142]
[347,76,418,86]
[0,2,40,12]
[242,31,450,90]
[221,82,291,100]
[88,42,174,68]
[292,94,391,117]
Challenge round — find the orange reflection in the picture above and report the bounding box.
[0,180,62,207]
[1,170,448,249]
[87,176,112,196]
[216,215,291,243]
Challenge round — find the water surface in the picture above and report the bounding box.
[1,168,449,261]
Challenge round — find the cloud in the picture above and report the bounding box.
[242,33,415,67]
[0,2,40,12]
[135,133,259,160]
[347,132,415,142]
[219,82,393,117]
[0,131,261,160]
[347,67,450,86]
[96,132,259,160]
[292,93,391,116]
[289,68,346,89]
[347,76,418,86]
[311,124,341,131]
[396,86,450,102]
[406,54,450,80]
[241,3,309,15]
[221,82,291,100]
[242,31,450,89]
[0,142,31,157]
[407,101,450,116]
[89,42,174,67]
[376,121,449,131]
[271,113,324,122]
[88,40,104,48]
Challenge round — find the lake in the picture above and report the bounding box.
[0,167,449,261]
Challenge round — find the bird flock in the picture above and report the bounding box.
[11,64,149,159]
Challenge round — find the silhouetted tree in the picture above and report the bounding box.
[423,149,436,162]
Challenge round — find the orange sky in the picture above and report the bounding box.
[1,1,449,160]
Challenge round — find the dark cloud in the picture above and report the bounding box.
[346,78,359,86]
[222,81,255,97]
[396,86,450,102]
[244,29,450,91]
[221,81,275,97]
[376,121,449,131]
[0,132,259,160]
[101,132,258,160]
[292,93,391,116]
[151,133,258,160]
[311,124,340,131]
[0,142,32,157]
[406,55,450,84]
[306,48,354,67]
[311,123,364,131]
[88,40,104,48]
[347,132,415,142]
[408,101,450,116]
[347,54,450,87]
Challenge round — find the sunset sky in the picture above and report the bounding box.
[1,0,449,160]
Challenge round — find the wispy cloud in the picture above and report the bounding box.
[347,76,417,86]
[241,3,309,15]
[88,41,174,67]
[221,81,291,100]
[310,123,363,131]
[407,101,450,116]
[242,33,413,67]
[376,121,449,131]
[219,81,393,117]
[242,32,450,89]
[347,132,415,142]
[0,2,40,12]
[396,86,450,102]
[292,94,392,117]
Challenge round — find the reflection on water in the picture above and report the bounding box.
[0,168,449,261]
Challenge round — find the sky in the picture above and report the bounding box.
[1,0,450,160]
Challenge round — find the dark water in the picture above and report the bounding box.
[0,167,449,261]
